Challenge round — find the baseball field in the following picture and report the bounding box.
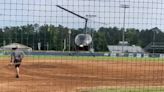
[0,55,164,92]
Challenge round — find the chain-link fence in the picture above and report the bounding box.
[0,0,164,92]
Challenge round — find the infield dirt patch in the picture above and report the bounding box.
[0,57,164,92]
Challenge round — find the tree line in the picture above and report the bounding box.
[0,24,163,52]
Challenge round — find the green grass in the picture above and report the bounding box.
[78,87,164,92]
[28,55,164,62]
[0,55,164,62]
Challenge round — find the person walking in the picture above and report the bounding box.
[10,46,24,78]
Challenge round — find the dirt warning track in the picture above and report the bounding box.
[0,58,164,92]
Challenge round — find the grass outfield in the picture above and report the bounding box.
[0,55,164,62]
[78,87,164,92]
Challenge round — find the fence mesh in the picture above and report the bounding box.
[0,0,164,92]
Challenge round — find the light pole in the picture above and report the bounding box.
[68,29,72,53]
[152,27,159,55]
[46,42,49,51]
[34,24,40,50]
[120,4,129,53]
[2,29,5,46]
[86,15,96,50]
[63,39,66,52]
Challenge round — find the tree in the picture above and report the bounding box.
[0,24,164,52]
[126,28,139,45]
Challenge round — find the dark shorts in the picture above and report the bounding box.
[14,59,22,68]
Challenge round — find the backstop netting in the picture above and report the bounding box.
[0,0,164,92]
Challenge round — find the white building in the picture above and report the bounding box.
[107,45,144,53]
[0,43,32,55]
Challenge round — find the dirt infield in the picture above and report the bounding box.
[0,57,164,92]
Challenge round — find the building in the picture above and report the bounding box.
[0,43,32,55]
[107,41,144,54]
[144,42,164,53]
[107,45,144,53]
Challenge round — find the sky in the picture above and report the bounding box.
[0,0,163,31]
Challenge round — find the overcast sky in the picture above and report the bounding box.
[0,0,163,30]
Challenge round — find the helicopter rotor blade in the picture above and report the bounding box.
[56,5,88,20]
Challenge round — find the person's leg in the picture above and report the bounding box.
[15,64,20,78]
[16,66,19,77]
[14,60,21,78]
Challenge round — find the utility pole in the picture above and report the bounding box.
[68,30,72,53]
[120,4,129,53]
[86,15,96,51]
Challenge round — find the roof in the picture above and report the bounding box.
[107,45,144,53]
[0,43,32,50]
